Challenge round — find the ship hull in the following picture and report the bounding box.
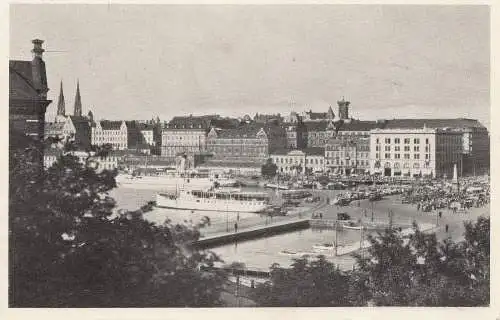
[156,194,268,213]
[116,174,230,190]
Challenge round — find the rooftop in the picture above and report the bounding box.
[9,60,38,99]
[384,118,487,130]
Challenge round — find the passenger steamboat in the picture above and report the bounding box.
[155,188,270,213]
[116,171,237,191]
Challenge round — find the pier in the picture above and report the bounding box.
[195,218,310,248]
[309,218,413,230]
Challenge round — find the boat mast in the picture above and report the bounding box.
[334,221,338,256]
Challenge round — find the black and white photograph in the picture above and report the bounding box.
[7,3,492,310]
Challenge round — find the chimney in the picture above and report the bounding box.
[31,39,45,59]
[337,97,350,120]
[31,39,48,99]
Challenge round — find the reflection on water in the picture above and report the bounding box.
[209,228,367,271]
[107,186,416,272]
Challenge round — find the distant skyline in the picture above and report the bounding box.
[10,5,490,128]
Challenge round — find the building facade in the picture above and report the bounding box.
[383,118,490,177]
[9,39,52,168]
[325,136,370,175]
[160,115,219,158]
[206,123,287,164]
[369,128,463,178]
[283,122,307,149]
[270,148,325,176]
[91,120,128,150]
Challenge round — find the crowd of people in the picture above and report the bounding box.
[401,176,489,214]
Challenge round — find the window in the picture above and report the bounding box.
[394,138,400,144]
[404,154,410,159]
[425,138,429,144]
[385,153,390,159]
[414,146,420,152]
[404,138,410,144]
[395,154,401,159]
[395,146,400,152]
[376,154,379,159]
[385,138,391,144]
[425,154,429,160]
[414,138,420,144]
[376,138,380,144]
[385,146,391,151]
[404,146,410,152]
[414,154,420,159]
[376,145,380,151]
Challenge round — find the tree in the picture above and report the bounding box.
[251,218,490,307]
[261,158,278,179]
[353,220,490,306]
[251,257,352,307]
[9,130,226,307]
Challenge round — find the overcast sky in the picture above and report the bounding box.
[10,5,490,128]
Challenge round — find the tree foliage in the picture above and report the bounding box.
[261,158,278,179]
[253,219,490,307]
[252,257,351,307]
[9,130,225,307]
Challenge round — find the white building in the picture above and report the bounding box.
[270,148,325,176]
[44,149,121,172]
[91,120,128,150]
[45,118,76,144]
[369,128,463,178]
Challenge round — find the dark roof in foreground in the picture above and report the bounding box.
[10,60,38,99]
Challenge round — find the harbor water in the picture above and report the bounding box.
[109,185,489,272]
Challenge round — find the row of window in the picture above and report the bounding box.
[326,146,370,152]
[206,140,267,144]
[377,153,431,160]
[94,130,126,135]
[273,157,323,165]
[326,152,369,159]
[376,145,431,152]
[327,159,369,166]
[164,135,203,140]
[93,137,127,142]
[376,138,430,145]
[376,162,430,169]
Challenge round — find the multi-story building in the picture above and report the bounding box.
[325,135,370,175]
[270,148,325,175]
[91,120,128,150]
[206,123,287,164]
[44,148,124,172]
[161,115,240,159]
[369,128,463,178]
[301,106,335,122]
[161,115,218,158]
[283,121,307,149]
[10,39,52,168]
[383,118,489,177]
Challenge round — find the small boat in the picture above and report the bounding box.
[279,250,298,256]
[341,222,366,230]
[312,243,336,251]
[264,183,290,190]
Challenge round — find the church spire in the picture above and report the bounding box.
[56,80,66,116]
[74,79,82,116]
